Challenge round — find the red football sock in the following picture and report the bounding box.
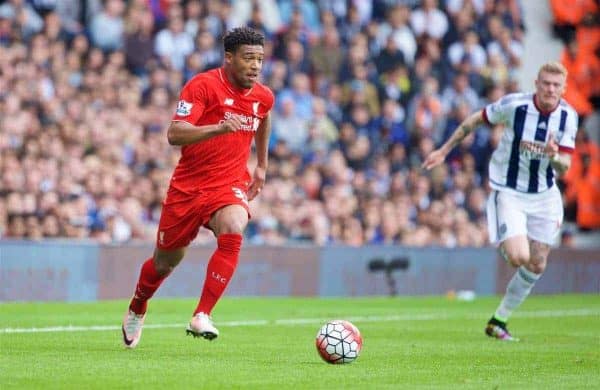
[129,257,169,315]
[194,233,242,315]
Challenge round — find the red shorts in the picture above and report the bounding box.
[156,184,250,250]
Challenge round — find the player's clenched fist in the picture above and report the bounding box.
[544,132,559,158]
[218,115,244,133]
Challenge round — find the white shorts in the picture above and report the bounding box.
[486,185,564,246]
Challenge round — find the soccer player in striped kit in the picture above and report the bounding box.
[121,27,274,348]
[423,62,578,340]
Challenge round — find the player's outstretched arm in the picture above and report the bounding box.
[167,116,244,145]
[422,110,485,170]
[248,113,271,201]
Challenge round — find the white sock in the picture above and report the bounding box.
[494,266,541,322]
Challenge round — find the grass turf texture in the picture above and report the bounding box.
[1,295,599,389]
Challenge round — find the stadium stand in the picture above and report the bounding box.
[0,0,598,246]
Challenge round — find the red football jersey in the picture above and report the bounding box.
[170,67,274,192]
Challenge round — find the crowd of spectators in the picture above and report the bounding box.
[551,0,600,231]
[1,0,598,247]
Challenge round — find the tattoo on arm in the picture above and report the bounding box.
[446,112,484,150]
[451,124,472,148]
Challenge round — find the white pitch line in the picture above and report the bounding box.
[1,308,598,334]
[510,308,600,318]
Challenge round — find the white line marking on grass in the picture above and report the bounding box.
[275,313,444,325]
[511,308,599,318]
[1,308,598,334]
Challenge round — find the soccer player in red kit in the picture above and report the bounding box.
[121,27,274,348]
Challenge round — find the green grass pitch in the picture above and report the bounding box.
[1,295,599,389]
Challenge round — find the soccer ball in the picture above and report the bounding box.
[315,320,362,364]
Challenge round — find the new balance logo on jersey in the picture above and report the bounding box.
[224,98,234,105]
[252,102,259,115]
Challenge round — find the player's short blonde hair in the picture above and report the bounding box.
[537,61,568,79]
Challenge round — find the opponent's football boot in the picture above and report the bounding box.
[122,309,146,348]
[186,312,219,340]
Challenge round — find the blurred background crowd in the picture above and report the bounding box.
[1,0,599,247]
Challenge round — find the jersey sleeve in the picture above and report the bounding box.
[172,80,207,124]
[264,88,275,112]
[558,109,578,154]
[257,86,275,117]
[483,94,513,126]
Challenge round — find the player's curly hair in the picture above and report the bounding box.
[223,27,265,53]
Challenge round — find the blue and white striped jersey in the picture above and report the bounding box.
[483,93,578,193]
